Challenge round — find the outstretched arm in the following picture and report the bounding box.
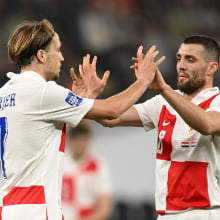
[85,45,165,120]
[97,106,143,127]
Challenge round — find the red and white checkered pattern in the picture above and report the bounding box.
[135,87,220,214]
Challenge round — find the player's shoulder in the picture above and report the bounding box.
[5,71,48,92]
[141,90,181,106]
[207,88,220,106]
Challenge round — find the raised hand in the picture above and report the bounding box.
[70,54,110,98]
[70,67,86,96]
[80,54,110,98]
[131,45,165,85]
[150,69,170,92]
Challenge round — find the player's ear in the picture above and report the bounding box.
[36,49,47,63]
[207,62,218,76]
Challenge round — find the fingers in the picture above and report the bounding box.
[82,54,90,72]
[90,55,97,73]
[146,45,156,54]
[101,70,110,85]
[82,54,98,76]
[85,54,90,65]
[70,67,78,81]
[91,56,97,67]
[135,45,157,63]
[137,45,143,60]
[78,64,85,80]
[144,45,158,63]
[130,63,138,69]
[133,45,165,68]
[132,52,144,62]
[155,56,166,66]
[151,50,159,59]
[132,57,138,62]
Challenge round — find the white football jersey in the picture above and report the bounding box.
[135,87,220,214]
[0,71,94,220]
[61,154,112,220]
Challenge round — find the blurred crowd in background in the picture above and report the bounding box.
[1,0,220,219]
[1,0,220,101]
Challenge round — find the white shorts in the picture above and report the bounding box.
[157,208,220,220]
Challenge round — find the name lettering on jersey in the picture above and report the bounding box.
[65,91,83,107]
[0,93,16,111]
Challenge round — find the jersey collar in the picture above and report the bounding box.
[7,71,46,82]
[190,87,219,104]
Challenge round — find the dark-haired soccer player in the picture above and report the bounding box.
[0,19,164,220]
[96,35,220,219]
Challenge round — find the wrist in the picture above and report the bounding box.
[85,89,99,99]
[135,78,150,88]
[160,84,172,95]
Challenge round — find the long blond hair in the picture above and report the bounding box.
[8,19,55,70]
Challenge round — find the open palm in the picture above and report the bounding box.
[70,54,110,98]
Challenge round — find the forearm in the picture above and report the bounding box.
[97,107,143,127]
[97,119,120,127]
[161,85,215,135]
[104,79,150,117]
[72,88,98,99]
[86,79,149,120]
[84,89,100,99]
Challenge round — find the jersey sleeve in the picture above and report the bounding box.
[40,81,94,127]
[134,95,163,131]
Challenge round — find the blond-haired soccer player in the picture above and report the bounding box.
[95,35,220,220]
[0,19,164,220]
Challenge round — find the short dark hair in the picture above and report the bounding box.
[68,125,92,138]
[183,35,220,63]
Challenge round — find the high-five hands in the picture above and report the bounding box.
[71,45,165,98]
[70,54,110,98]
[131,45,168,92]
[132,45,165,85]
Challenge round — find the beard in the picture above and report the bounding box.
[177,75,206,94]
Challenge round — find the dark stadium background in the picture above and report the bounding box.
[0,1,220,219]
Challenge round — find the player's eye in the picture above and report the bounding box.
[188,58,194,63]
[176,57,181,62]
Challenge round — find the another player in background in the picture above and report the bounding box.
[62,122,112,220]
[0,19,164,220]
[84,36,220,220]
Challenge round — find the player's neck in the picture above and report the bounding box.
[20,64,47,81]
[183,84,213,101]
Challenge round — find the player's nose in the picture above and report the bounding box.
[60,53,64,62]
[177,59,186,70]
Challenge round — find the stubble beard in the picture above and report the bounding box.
[177,77,206,94]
